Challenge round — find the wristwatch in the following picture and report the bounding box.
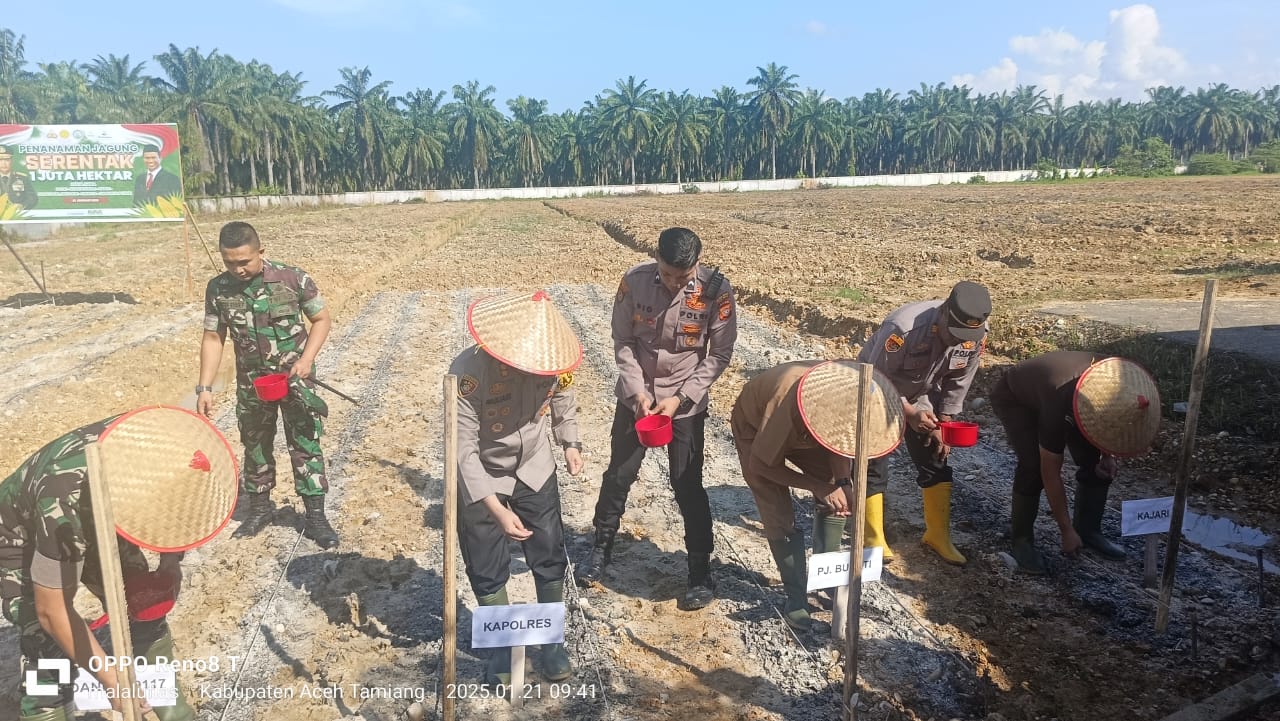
[675,391,694,413]
[195,385,215,394]
[562,442,583,451]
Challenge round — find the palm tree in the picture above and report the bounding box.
[1188,84,1246,155]
[446,80,503,189]
[858,88,900,173]
[904,82,963,171]
[746,62,801,179]
[599,76,657,184]
[152,44,245,194]
[397,89,447,188]
[653,91,708,184]
[707,86,744,180]
[506,95,551,186]
[791,89,840,177]
[0,29,37,124]
[325,66,397,190]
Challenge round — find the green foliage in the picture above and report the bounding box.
[248,184,283,196]
[1249,139,1280,173]
[1111,137,1176,177]
[680,183,700,194]
[1185,153,1243,175]
[967,174,987,184]
[1033,158,1060,180]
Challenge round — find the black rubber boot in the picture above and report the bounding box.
[680,552,716,611]
[301,494,339,549]
[476,587,511,686]
[1073,484,1125,560]
[235,491,274,537]
[535,580,574,681]
[574,528,614,587]
[767,531,811,631]
[1010,492,1048,575]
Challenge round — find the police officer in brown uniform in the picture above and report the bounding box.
[856,281,991,566]
[576,227,737,611]
[990,352,1160,574]
[731,360,903,630]
[451,291,584,686]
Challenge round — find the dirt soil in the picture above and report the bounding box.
[1,177,1278,721]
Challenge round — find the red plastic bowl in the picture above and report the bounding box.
[635,414,673,447]
[940,421,979,447]
[253,373,289,402]
[88,570,178,629]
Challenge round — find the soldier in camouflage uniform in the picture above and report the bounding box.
[0,416,195,721]
[0,146,38,209]
[196,221,338,548]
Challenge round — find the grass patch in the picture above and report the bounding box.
[831,286,871,304]
[83,267,105,278]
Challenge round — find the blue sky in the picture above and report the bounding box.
[9,1,1278,112]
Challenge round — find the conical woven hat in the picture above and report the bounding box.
[98,406,239,552]
[1074,357,1161,457]
[467,290,582,376]
[797,361,905,459]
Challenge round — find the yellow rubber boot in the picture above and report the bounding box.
[921,483,966,566]
[863,493,894,562]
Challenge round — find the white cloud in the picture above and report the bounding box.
[805,20,830,37]
[951,57,1019,94]
[951,4,1189,103]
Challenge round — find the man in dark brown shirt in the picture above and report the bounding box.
[990,351,1161,574]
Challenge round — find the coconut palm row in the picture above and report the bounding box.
[2,29,1276,196]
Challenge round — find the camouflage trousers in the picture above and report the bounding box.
[1,542,166,715]
[236,377,330,497]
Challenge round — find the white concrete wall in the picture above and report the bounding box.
[185,168,1110,214]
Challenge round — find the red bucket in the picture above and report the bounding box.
[253,373,289,402]
[940,421,979,447]
[635,414,673,448]
[88,570,178,630]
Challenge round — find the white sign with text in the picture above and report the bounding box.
[73,664,178,711]
[807,547,884,591]
[471,602,565,649]
[1121,497,1178,536]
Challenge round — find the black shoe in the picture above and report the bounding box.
[301,495,339,549]
[235,492,274,537]
[679,552,716,611]
[574,531,614,587]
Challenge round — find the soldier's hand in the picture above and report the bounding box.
[289,364,312,380]
[653,396,681,418]
[496,508,533,542]
[908,407,939,434]
[821,486,852,516]
[928,429,951,462]
[632,393,654,420]
[1061,528,1084,557]
[564,447,584,476]
[196,391,214,418]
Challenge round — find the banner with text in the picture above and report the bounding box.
[0,123,185,223]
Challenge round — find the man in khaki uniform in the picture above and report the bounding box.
[856,280,991,566]
[731,360,902,630]
[451,291,584,686]
[577,227,736,611]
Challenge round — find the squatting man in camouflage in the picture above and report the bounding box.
[451,291,584,686]
[577,227,737,611]
[197,221,338,548]
[0,413,208,721]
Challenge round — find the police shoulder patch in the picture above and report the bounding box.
[558,372,574,390]
[458,375,478,397]
[615,278,630,304]
[962,340,976,350]
[885,333,905,353]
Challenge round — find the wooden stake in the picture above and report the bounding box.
[1156,279,1217,633]
[442,375,459,721]
[2,233,54,303]
[832,585,848,643]
[842,362,873,721]
[183,218,193,301]
[183,203,221,271]
[1144,535,1159,588]
[85,443,141,721]
[510,644,526,709]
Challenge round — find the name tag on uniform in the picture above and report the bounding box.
[949,350,976,370]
